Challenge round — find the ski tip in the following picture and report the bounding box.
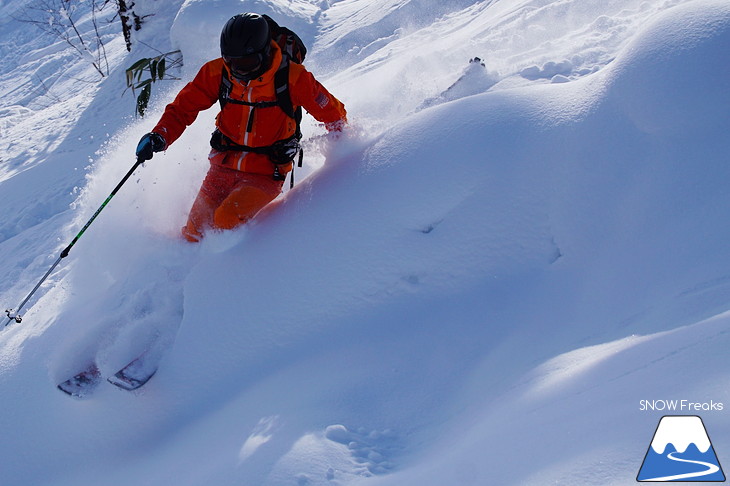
[57,366,102,399]
[107,368,156,391]
[57,383,86,398]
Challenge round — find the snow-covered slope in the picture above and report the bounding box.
[1,0,729,485]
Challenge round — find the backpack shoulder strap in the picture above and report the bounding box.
[218,65,233,110]
[273,59,304,143]
[274,59,295,119]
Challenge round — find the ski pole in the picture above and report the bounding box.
[4,157,145,328]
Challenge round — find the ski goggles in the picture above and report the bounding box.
[224,53,263,75]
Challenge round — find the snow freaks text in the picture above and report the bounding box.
[639,400,724,412]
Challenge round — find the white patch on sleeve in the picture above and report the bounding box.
[315,92,330,108]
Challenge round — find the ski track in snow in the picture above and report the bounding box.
[646,452,720,482]
[1,0,730,485]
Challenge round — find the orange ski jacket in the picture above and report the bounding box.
[152,42,347,175]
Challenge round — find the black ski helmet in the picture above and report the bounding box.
[220,13,270,59]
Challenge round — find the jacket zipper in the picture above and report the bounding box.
[238,84,254,171]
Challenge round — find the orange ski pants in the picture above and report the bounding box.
[182,162,283,242]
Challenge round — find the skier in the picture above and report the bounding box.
[136,13,347,242]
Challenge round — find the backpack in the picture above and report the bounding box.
[215,15,307,186]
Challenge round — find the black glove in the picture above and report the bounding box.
[136,132,166,161]
[270,136,301,165]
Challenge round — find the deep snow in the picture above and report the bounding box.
[1,0,730,485]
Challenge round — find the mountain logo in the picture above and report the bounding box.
[637,415,725,482]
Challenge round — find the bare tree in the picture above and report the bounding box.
[16,0,114,78]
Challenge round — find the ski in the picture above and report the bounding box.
[57,350,159,397]
[106,351,158,391]
[57,364,102,398]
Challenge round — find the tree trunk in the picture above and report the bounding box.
[117,0,133,51]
